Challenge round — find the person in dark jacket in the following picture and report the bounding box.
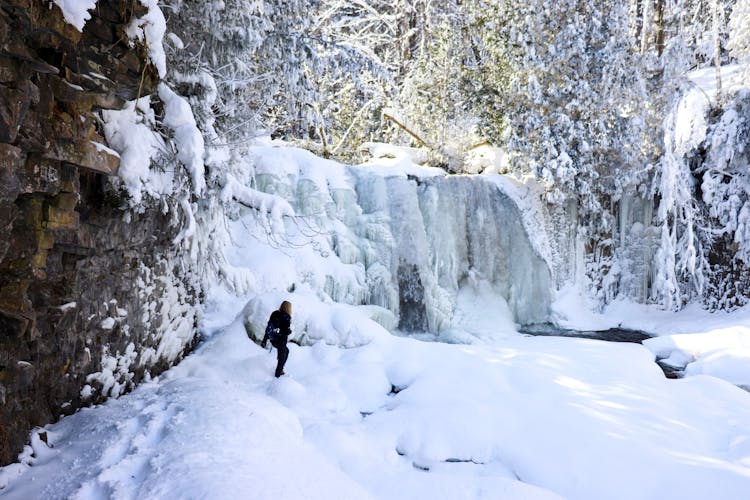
[261,301,292,378]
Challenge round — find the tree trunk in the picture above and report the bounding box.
[713,0,723,104]
[633,0,644,49]
[640,0,653,53]
[383,111,430,147]
[654,0,665,56]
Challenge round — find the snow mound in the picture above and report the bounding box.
[241,289,390,348]
[644,326,750,386]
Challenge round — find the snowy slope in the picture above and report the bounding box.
[2,296,750,499]
[688,64,747,99]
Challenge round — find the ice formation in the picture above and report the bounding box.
[228,145,552,337]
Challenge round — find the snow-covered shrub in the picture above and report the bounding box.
[701,89,750,309]
[652,80,750,311]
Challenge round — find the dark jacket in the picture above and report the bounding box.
[265,310,291,345]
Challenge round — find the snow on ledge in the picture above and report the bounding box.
[125,0,167,78]
[53,0,97,32]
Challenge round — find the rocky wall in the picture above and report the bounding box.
[0,1,198,465]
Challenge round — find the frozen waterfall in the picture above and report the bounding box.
[227,146,552,337]
[352,172,552,329]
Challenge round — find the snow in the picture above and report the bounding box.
[82,344,138,400]
[52,0,97,32]
[3,292,750,499]
[101,85,205,207]
[3,145,750,499]
[102,98,172,205]
[89,141,119,158]
[220,174,295,227]
[553,285,750,335]
[688,65,748,101]
[486,174,553,266]
[644,327,750,387]
[56,0,167,76]
[125,0,167,78]
[158,83,206,196]
[359,141,445,177]
[99,317,116,330]
[553,287,750,387]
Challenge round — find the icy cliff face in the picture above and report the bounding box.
[354,173,552,329]
[227,145,551,335]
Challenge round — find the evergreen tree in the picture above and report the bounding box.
[700,90,750,309]
[394,3,480,170]
[163,0,328,145]
[494,0,651,303]
[728,0,750,70]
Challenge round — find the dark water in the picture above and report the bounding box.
[519,323,652,343]
[519,323,681,379]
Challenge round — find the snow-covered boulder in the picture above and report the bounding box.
[241,290,391,348]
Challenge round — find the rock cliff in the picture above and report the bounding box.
[0,0,198,465]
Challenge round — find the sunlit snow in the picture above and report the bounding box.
[3,146,750,499]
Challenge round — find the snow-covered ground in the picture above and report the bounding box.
[3,143,750,499]
[2,288,750,500]
[688,64,747,100]
[553,286,750,388]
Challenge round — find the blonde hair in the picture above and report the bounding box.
[280,301,292,315]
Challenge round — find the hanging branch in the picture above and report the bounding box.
[382,110,430,148]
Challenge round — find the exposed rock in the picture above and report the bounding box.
[45,139,120,176]
[0,1,198,465]
[0,83,29,142]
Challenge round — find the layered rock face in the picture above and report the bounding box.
[0,1,198,465]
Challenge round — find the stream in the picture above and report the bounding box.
[519,324,682,379]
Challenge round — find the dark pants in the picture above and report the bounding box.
[272,339,289,377]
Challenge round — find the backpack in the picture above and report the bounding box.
[265,319,280,342]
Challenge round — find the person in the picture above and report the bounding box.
[261,301,292,378]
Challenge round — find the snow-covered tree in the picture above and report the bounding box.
[700,89,750,308]
[494,0,648,286]
[162,0,328,145]
[640,0,750,310]
[728,0,750,68]
[311,0,438,160]
[459,0,514,145]
[502,1,649,196]
[650,83,712,309]
[393,3,481,169]
[150,0,748,312]
[493,0,652,302]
